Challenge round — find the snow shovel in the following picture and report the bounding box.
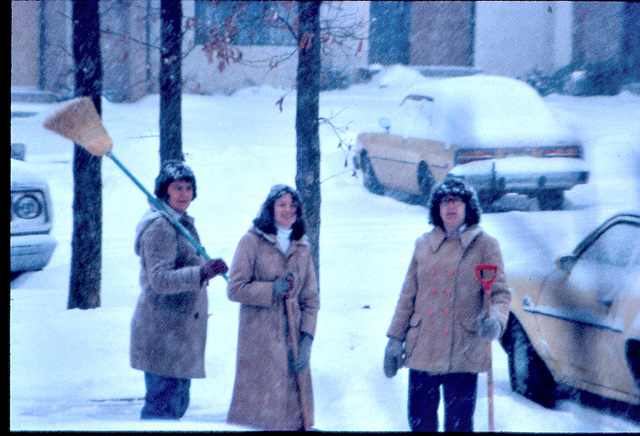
[475,263,498,432]
[43,96,228,281]
[285,286,312,431]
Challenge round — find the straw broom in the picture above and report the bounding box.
[43,97,227,280]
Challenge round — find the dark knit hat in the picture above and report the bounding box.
[253,184,306,240]
[428,176,482,229]
[154,160,197,200]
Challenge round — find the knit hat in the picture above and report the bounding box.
[428,176,482,228]
[154,160,197,200]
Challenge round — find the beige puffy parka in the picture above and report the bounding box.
[387,225,511,374]
[130,206,208,379]
[226,226,319,431]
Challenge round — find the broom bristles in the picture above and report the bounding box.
[43,97,113,157]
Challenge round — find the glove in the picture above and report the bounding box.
[291,332,313,373]
[479,316,502,341]
[200,258,228,283]
[273,270,294,301]
[383,337,405,378]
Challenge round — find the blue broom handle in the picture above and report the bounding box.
[106,151,228,281]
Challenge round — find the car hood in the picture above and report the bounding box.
[11,158,49,189]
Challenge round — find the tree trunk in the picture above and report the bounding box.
[159,0,184,165]
[69,0,103,309]
[295,1,322,282]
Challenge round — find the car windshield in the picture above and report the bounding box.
[580,222,640,267]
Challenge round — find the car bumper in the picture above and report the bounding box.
[11,233,57,272]
[449,156,590,193]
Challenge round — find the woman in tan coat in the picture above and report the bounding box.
[226,184,320,431]
[130,161,228,420]
[384,177,511,432]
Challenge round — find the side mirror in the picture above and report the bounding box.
[11,143,26,161]
[556,255,576,272]
[378,117,391,133]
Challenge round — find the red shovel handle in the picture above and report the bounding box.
[475,264,498,292]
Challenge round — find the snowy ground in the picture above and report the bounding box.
[10,66,640,432]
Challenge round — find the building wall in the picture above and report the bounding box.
[11,1,41,87]
[573,2,624,65]
[409,1,474,67]
[12,1,630,101]
[101,0,157,102]
[551,1,574,70]
[181,0,369,95]
[40,1,74,98]
[475,1,557,78]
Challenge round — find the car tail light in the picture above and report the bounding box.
[455,149,495,165]
[542,145,582,158]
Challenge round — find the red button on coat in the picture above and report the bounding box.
[430,288,437,295]
[447,269,454,276]
[430,269,437,276]
[443,328,450,334]
[445,289,451,296]
[444,308,450,315]
[428,309,434,316]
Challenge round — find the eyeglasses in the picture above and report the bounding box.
[441,196,464,205]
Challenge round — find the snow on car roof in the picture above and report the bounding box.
[405,75,577,148]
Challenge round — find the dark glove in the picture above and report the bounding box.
[273,270,294,301]
[292,332,313,373]
[479,316,502,341]
[200,258,228,283]
[383,337,405,378]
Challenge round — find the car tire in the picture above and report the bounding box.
[504,317,557,408]
[627,340,640,391]
[537,189,564,211]
[417,162,434,205]
[361,152,385,195]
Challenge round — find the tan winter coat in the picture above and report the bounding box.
[226,226,320,431]
[387,225,511,374]
[130,206,208,379]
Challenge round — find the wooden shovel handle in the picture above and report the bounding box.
[285,297,312,430]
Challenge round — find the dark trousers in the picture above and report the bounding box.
[141,372,191,420]
[408,370,478,432]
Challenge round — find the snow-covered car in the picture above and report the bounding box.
[11,153,57,273]
[500,213,640,408]
[353,75,590,210]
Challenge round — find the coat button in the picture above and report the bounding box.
[447,269,454,276]
[444,308,450,315]
[430,269,437,276]
[430,288,437,295]
[194,312,199,319]
[428,309,434,316]
[445,289,451,296]
[443,328,450,334]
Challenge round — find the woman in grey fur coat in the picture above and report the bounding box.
[129,161,228,420]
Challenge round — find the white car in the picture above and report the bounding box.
[11,152,56,273]
[354,75,590,210]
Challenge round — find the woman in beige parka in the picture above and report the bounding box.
[384,177,511,432]
[226,184,320,431]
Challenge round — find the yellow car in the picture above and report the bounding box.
[354,75,590,210]
[500,213,640,408]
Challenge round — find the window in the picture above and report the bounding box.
[194,1,297,46]
[580,222,640,267]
